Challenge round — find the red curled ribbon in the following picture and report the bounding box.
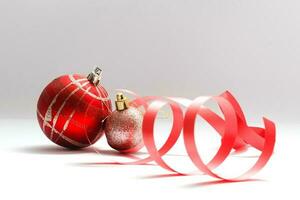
[98,90,276,181]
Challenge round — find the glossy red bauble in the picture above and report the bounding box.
[37,73,112,149]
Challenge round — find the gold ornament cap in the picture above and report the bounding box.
[115,93,129,111]
[87,66,102,86]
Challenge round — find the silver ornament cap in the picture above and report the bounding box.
[87,66,102,86]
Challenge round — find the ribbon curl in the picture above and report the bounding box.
[100,90,276,181]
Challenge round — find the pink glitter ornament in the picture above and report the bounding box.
[104,93,143,151]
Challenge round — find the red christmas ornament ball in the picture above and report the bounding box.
[37,69,112,149]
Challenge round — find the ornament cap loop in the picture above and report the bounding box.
[87,66,102,86]
[115,93,129,111]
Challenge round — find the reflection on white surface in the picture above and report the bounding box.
[0,119,299,199]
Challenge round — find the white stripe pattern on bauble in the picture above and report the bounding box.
[37,110,86,147]
[69,75,110,101]
[42,78,87,132]
[54,86,92,143]
[49,81,89,139]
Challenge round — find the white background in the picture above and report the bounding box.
[0,0,300,122]
[0,1,300,199]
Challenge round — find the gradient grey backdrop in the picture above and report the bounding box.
[0,0,299,124]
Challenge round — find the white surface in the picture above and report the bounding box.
[0,119,299,200]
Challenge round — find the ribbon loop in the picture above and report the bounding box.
[101,90,276,181]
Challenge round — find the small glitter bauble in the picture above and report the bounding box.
[104,93,143,151]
